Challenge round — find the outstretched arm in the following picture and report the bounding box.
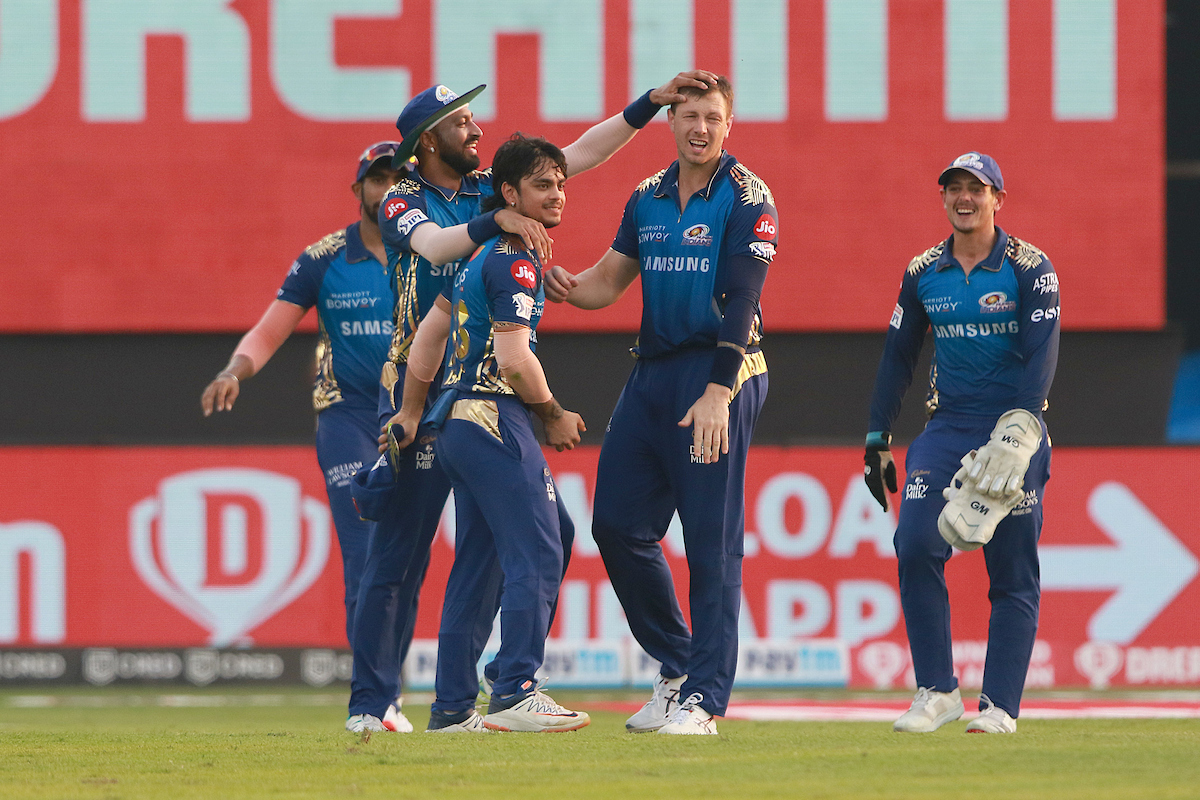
[201,300,306,415]
[544,249,640,308]
[562,70,719,177]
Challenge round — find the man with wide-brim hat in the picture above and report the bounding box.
[349,71,722,734]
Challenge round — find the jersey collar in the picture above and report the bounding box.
[936,226,1009,273]
[653,151,737,203]
[412,164,485,201]
[344,221,373,264]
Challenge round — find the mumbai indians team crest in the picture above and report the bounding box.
[682,224,713,246]
[544,467,556,502]
[978,291,1016,313]
[435,85,457,103]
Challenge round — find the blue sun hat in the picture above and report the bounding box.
[392,84,487,168]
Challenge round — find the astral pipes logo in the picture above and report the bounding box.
[129,469,331,646]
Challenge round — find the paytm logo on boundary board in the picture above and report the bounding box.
[129,468,331,647]
[0,522,65,644]
[0,0,1114,123]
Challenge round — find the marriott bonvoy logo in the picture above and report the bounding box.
[129,469,331,646]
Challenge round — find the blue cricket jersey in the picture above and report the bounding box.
[868,227,1061,431]
[441,235,545,397]
[276,221,393,410]
[377,167,495,367]
[611,152,778,359]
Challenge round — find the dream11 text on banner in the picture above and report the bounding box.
[0,0,1162,333]
[1,445,1199,689]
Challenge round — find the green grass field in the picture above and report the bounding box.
[2,688,1199,799]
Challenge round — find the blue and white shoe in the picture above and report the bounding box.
[426,708,487,733]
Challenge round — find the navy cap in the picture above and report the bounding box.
[392,84,486,168]
[938,152,1004,191]
[349,454,398,522]
[355,141,403,182]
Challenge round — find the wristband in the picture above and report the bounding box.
[467,209,502,244]
[865,431,891,450]
[219,371,239,383]
[622,90,660,129]
[707,345,744,390]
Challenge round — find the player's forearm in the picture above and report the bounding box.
[409,219,483,266]
[562,90,662,177]
[231,300,306,376]
[565,260,636,309]
[494,328,554,406]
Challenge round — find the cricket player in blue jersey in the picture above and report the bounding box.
[547,75,776,735]
[347,73,719,732]
[201,143,414,733]
[389,134,588,732]
[863,152,1060,734]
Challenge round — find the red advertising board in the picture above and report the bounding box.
[0,1,1163,333]
[2,445,1198,688]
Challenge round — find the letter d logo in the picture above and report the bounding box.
[129,469,330,646]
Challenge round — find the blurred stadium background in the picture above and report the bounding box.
[1,0,1198,695]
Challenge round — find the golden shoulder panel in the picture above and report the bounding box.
[305,229,347,260]
[635,169,667,195]
[1006,236,1046,271]
[730,164,775,208]
[497,238,523,256]
[394,178,422,196]
[907,242,945,275]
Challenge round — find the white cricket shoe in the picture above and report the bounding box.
[382,700,414,733]
[966,695,1017,733]
[426,708,488,733]
[657,693,718,735]
[345,714,387,733]
[893,687,964,733]
[483,681,590,732]
[626,673,687,733]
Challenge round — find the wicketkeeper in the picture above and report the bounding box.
[863,152,1060,734]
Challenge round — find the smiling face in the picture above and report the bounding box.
[429,107,483,175]
[501,157,566,229]
[940,170,1005,234]
[667,91,732,169]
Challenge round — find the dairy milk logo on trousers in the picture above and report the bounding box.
[129,468,331,646]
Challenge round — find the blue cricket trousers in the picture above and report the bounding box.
[346,375,452,718]
[896,410,1051,718]
[431,395,570,715]
[314,401,380,647]
[592,350,767,717]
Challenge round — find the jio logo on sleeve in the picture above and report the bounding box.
[129,469,331,646]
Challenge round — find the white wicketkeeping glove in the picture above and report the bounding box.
[967,409,1043,499]
[938,451,1023,551]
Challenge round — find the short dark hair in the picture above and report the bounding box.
[671,74,734,115]
[480,134,567,213]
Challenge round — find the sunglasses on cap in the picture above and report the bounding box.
[356,141,405,181]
